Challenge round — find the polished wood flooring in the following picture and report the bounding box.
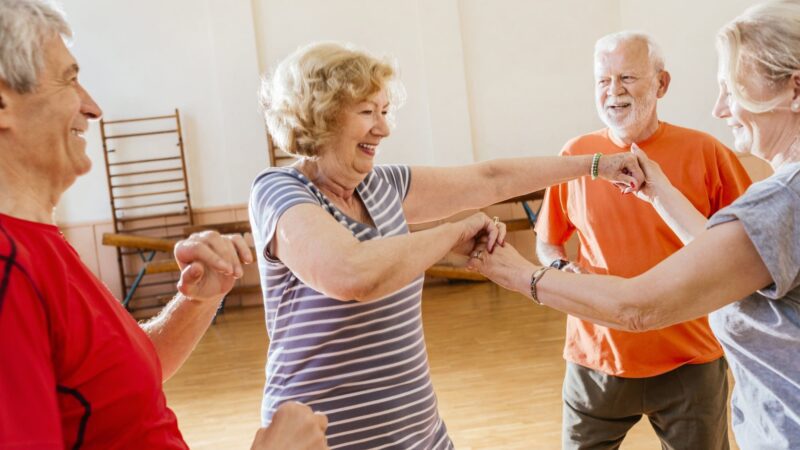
[164,282,737,449]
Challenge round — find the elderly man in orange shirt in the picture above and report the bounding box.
[535,31,752,449]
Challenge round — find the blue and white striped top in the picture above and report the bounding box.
[249,165,453,449]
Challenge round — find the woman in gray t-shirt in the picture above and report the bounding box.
[470,2,800,448]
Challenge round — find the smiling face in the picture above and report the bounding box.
[322,88,391,177]
[594,39,668,143]
[1,32,102,192]
[713,66,799,164]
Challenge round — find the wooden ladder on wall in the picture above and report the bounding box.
[99,109,194,311]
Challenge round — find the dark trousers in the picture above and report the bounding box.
[562,359,730,450]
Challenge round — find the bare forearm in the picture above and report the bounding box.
[482,156,594,202]
[461,156,593,211]
[353,223,464,300]
[307,222,465,301]
[651,184,708,244]
[140,294,221,381]
[501,262,650,330]
[407,156,594,223]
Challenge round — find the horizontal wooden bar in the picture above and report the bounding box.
[102,233,177,252]
[505,218,532,232]
[108,156,181,166]
[112,177,184,188]
[116,211,188,223]
[229,285,262,296]
[113,189,187,200]
[425,265,487,281]
[102,114,176,125]
[119,221,190,233]
[121,279,178,289]
[109,167,181,178]
[145,260,180,274]
[499,190,545,204]
[104,129,177,140]
[127,291,178,304]
[184,220,251,235]
[114,199,187,211]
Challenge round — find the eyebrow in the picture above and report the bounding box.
[359,100,391,109]
[62,63,79,79]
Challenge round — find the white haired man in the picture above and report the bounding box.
[0,0,327,448]
[535,32,752,449]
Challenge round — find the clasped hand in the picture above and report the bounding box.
[173,230,254,303]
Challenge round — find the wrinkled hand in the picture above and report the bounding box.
[466,239,533,292]
[448,212,507,266]
[251,402,329,450]
[630,143,670,203]
[597,151,646,192]
[174,230,253,303]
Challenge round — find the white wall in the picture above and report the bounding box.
[55,0,766,224]
[58,0,266,224]
[459,0,620,160]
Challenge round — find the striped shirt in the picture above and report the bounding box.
[249,165,453,449]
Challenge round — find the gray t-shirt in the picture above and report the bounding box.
[707,161,800,450]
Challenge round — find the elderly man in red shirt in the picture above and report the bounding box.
[0,1,327,448]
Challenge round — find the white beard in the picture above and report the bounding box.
[597,90,658,140]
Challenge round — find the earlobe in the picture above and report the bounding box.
[657,71,672,98]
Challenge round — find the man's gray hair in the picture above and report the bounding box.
[0,0,71,93]
[595,31,666,72]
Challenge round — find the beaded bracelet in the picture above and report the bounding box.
[529,266,551,306]
[591,152,602,180]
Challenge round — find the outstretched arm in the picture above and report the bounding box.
[470,220,772,331]
[403,153,644,223]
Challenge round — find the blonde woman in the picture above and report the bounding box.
[471,1,800,448]
[250,42,645,448]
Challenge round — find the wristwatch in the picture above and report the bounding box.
[549,259,569,270]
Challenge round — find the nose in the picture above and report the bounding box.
[712,88,730,119]
[373,112,390,138]
[78,82,102,120]
[608,77,626,96]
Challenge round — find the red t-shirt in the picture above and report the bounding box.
[0,214,187,449]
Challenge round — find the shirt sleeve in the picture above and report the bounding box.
[707,177,800,299]
[708,143,752,214]
[249,170,320,261]
[534,182,576,245]
[372,165,412,200]
[0,265,63,448]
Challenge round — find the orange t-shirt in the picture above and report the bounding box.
[535,122,752,378]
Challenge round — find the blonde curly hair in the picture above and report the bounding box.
[260,42,406,157]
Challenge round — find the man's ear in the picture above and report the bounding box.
[656,70,671,99]
[0,81,15,130]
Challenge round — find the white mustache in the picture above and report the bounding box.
[605,96,634,108]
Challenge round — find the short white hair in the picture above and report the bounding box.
[717,0,800,113]
[594,31,666,72]
[0,0,71,93]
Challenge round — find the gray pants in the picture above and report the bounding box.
[562,359,729,450]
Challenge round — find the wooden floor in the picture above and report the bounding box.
[164,281,737,449]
